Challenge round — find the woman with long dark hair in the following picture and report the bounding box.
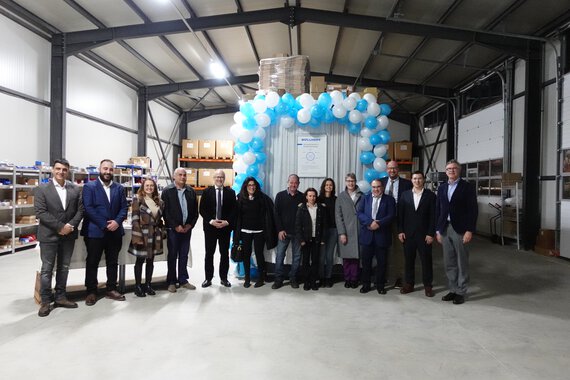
[318,178,337,288]
[233,177,277,288]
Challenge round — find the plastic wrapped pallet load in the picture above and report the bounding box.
[258,55,310,95]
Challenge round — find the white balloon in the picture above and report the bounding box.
[373,157,387,172]
[358,137,373,151]
[242,151,256,165]
[360,128,374,138]
[330,90,343,106]
[299,93,315,109]
[363,93,377,104]
[297,108,311,124]
[252,98,267,114]
[279,115,295,129]
[349,110,363,124]
[367,102,380,117]
[348,92,361,101]
[377,115,389,129]
[254,113,270,128]
[230,123,241,138]
[265,91,280,108]
[233,159,248,174]
[343,97,357,111]
[374,144,388,157]
[357,180,371,193]
[254,127,266,139]
[332,104,347,118]
[233,112,245,124]
[238,129,253,143]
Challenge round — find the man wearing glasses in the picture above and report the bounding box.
[435,159,478,305]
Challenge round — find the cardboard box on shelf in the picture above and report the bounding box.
[393,141,413,161]
[181,139,199,158]
[310,76,326,93]
[128,156,152,168]
[222,169,234,186]
[16,191,28,199]
[216,140,234,159]
[17,177,39,186]
[16,215,36,224]
[399,171,412,179]
[501,172,522,185]
[185,169,197,187]
[386,142,394,160]
[198,169,214,187]
[199,140,216,159]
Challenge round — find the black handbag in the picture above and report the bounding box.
[230,242,244,262]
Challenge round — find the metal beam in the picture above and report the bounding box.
[185,106,239,122]
[50,34,66,163]
[137,88,148,156]
[146,74,259,100]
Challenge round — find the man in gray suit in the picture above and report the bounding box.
[34,159,83,317]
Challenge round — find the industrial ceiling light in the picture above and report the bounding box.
[209,61,227,79]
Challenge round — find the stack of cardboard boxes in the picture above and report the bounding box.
[181,139,235,188]
[258,55,310,95]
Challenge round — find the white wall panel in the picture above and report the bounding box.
[457,102,504,163]
[67,57,137,131]
[543,41,560,82]
[387,119,410,141]
[514,59,526,95]
[561,202,570,258]
[0,14,50,100]
[562,73,570,149]
[148,101,180,142]
[66,114,136,168]
[512,96,525,173]
[187,114,234,140]
[0,93,49,163]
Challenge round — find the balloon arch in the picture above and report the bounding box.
[230,90,393,194]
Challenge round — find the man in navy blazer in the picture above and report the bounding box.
[435,159,478,305]
[397,171,436,297]
[81,159,128,306]
[35,159,84,317]
[356,179,396,294]
[381,160,412,289]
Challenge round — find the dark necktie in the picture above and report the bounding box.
[388,180,394,197]
[216,187,222,220]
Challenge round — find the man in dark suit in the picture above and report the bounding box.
[34,159,84,317]
[199,169,236,288]
[81,159,128,306]
[162,167,199,293]
[381,160,412,289]
[436,159,478,305]
[397,171,436,297]
[356,179,396,295]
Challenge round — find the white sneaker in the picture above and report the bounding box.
[168,284,177,293]
[181,282,196,290]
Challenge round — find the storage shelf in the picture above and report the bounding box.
[15,223,38,229]
[179,158,233,163]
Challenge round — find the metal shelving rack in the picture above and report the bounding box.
[501,181,523,250]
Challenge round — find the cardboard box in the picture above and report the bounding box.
[198,169,214,187]
[16,191,29,199]
[181,139,199,158]
[17,177,39,186]
[502,172,522,185]
[535,229,555,249]
[216,140,234,159]
[399,171,412,179]
[222,169,234,186]
[185,169,197,187]
[16,215,36,224]
[393,142,413,161]
[386,142,394,160]
[502,220,518,237]
[310,76,326,93]
[128,156,152,168]
[534,246,559,257]
[199,140,216,159]
[361,87,379,98]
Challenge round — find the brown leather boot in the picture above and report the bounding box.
[38,302,51,317]
[400,283,414,294]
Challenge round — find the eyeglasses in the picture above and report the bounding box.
[446,167,459,172]
[247,184,256,187]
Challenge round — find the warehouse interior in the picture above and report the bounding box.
[1,1,570,379]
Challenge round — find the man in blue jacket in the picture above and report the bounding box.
[81,159,128,306]
[435,159,478,305]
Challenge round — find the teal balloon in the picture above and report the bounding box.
[339,114,349,124]
[309,117,321,128]
[254,152,267,164]
[242,117,257,130]
[282,93,295,106]
[369,134,381,145]
[317,92,332,108]
[234,141,249,155]
[265,108,277,125]
[254,94,265,101]
[347,122,361,135]
[364,168,380,183]
[235,173,247,186]
[323,109,334,124]
[360,151,375,165]
[378,130,391,144]
[380,103,392,116]
[250,137,264,152]
[232,183,241,193]
[364,115,378,129]
[378,171,388,179]
[310,104,325,120]
[240,102,255,118]
[274,101,288,115]
[356,99,368,112]
[246,164,259,177]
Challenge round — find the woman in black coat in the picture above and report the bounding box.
[233,177,277,288]
[295,187,327,291]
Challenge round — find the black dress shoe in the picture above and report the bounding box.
[326,279,333,288]
[393,278,403,289]
[271,281,283,290]
[243,281,251,288]
[303,282,311,291]
[442,292,456,302]
[344,281,350,288]
[254,280,265,288]
[350,281,359,289]
[85,293,97,306]
[360,285,371,294]
[54,298,78,308]
[201,280,212,288]
[453,295,465,304]
[145,284,156,295]
[311,284,319,291]
[377,288,387,295]
[220,280,231,288]
[134,285,146,297]
[290,280,299,289]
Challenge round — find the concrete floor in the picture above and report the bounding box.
[0,219,569,380]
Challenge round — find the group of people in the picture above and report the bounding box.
[35,157,477,317]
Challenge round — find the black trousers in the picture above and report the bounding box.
[204,226,231,282]
[134,257,154,285]
[302,240,321,284]
[241,231,265,279]
[403,235,433,287]
[361,244,388,290]
[84,233,122,294]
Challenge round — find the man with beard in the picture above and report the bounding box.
[81,159,128,306]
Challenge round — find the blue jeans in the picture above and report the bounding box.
[166,229,192,285]
[319,227,338,279]
[274,234,301,282]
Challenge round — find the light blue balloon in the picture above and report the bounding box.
[282,93,295,106]
[242,117,257,130]
[274,101,287,115]
[364,115,378,129]
[257,178,264,189]
[347,122,361,135]
[339,114,350,125]
[317,92,332,108]
[323,109,334,124]
[364,168,380,183]
[265,108,277,125]
[360,151,375,165]
[380,103,392,116]
[378,171,388,179]
[254,94,266,101]
[309,117,321,128]
[250,137,265,152]
[254,152,267,164]
[234,141,249,155]
[232,183,241,193]
[356,99,368,112]
[235,173,247,186]
[240,102,255,118]
[246,164,259,177]
[378,130,391,144]
[370,134,381,145]
[310,104,325,120]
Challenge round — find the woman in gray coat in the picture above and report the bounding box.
[335,173,363,288]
